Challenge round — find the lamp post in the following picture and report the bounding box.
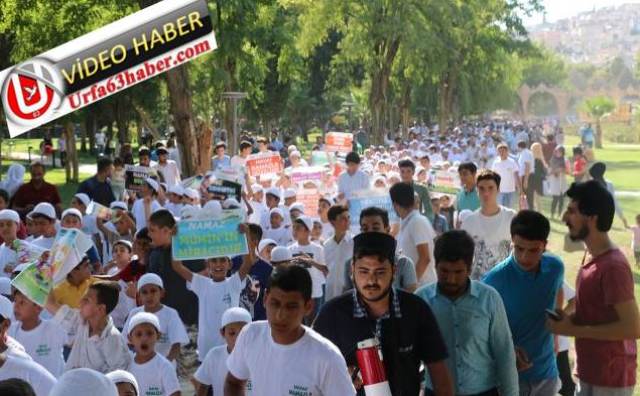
[221,92,248,155]
[342,100,356,133]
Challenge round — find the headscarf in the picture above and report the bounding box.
[549,145,566,170]
[0,164,25,198]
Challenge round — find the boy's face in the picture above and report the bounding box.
[148,223,172,247]
[290,210,302,221]
[13,292,42,322]
[68,261,91,285]
[459,169,476,187]
[0,197,6,210]
[311,223,322,238]
[292,222,309,241]
[431,199,440,212]
[331,211,350,234]
[208,257,231,281]
[128,323,159,357]
[70,198,86,212]
[270,213,283,229]
[79,289,104,320]
[360,215,389,234]
[115,382,137,396]
[284,197,296,207]
[477,179,498,206]
[61,215,82,229]
[113,244,132,265]
[33,216,55,237]
[220,321,247,351]
[0,219,17,241]
[138,284,164,309]
[260,244,275,261]
[266,195,279,209]
[265,287,312,338]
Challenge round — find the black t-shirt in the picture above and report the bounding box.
[147,246,205,325]
[314,290,448,396]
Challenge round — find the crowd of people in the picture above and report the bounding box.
[0,119,637,396]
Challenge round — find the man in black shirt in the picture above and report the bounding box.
[76,157,115,207]
[314,232,453,396]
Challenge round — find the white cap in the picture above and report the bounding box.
[110,201,128,211]
[251,184,263,193]
[185,188,200,200]
[220,307,252,329]
[295,215,313,232]
[106,370,139,396]
[269,207,284,218]
[74,193,91,207]
[287,145,297,152]
[284,188,296,199]
[50,368,118,396]
[202,200,223,218]
[145,178,159,193]
[29,202,56,220]
[113,239,133,251]
[0,295,12,319]
[169,185,184,196]
[258,238,277,253]
[290,150,301,158]
[137,273,163,291]
[270,246,292,263]
[265,187,281,200]
[62,208,83,221]
[128,312,161,334]
[289,202,305,213]
[0,209,20,224]
[223,198,241,209]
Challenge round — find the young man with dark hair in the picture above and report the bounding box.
[10,162,62,218]
[314,232,452,395]
[225,265,355,395]
[491,143,520,209]
[154,146,181,187]
[548,180,640,396]
[457,162,480,212]
[416,230,517,395]
[231,141,253,168]
[323,205,353,300]
[390,182,437,285]
[337,151,370,201]
[77,157,115,207]
[483,210,564,395]
[462,169,516,279]
[398,159,434,220]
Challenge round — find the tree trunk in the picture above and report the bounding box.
[595,118,604,149]
[81,113,89,153]
[64,122,78,183]
[399,79,411,139]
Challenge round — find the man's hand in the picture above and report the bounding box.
[515,346,532,372]
[546,310,576,337]
[348,366,363,391]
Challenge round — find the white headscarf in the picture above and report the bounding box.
[50,368,118,396]
[0,164,25,198]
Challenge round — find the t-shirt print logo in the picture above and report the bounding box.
[288,384,312,396]
[35,344,51,356]
[2,58,64,125]
[145,387,163,396]
[222,292,232,305]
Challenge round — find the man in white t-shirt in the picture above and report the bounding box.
[323,205,353,300]
[154,146,181,187]
[391,182,437,285]
[0,209,22,277]
[225,265,355,396]
[231,141,253,169]
[337,152,370,201]
[491,143,520,209]
[131,178,162,232]
[461,169,515,280]
[95,131,106,154]
[0,353,57,394]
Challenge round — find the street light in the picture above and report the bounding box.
[342,100,356,133]
[221,91,248,155]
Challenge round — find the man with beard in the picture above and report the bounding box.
[314,232,453,395]
[548,180,640,396]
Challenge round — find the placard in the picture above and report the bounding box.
[181,175,204,190]
[325,132,353,153]
[296,188,320,217]
[125,165,151,192]
[207,179,242,201]
[290,167,324,184]
[172,214,248,260]
[86,201,120,222]
[431,170,461,194]
[215,165,242,183]
[348,189,399,226]
[311,150,332,166]
[246,152,283,177]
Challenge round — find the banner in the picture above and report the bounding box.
[311,150,332,166]
[296,188,320,217]
[431,170,461,194]
[86,201,120,222]
[215,165,242,183]
[207,179,242,201]
[246,152,283,177]
[1,0,217,138]
[12,228,93,306]
[181,175,204,190]
[325,132,353,153]
[125,164,151,192]
[348,189,398,226]
[172,214,248,260]
[290,166,324,184]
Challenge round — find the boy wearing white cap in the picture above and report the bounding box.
[263,208,292,247]
[61,208,102,272]
[29,203,58,250]
[164,185,184,218]
[107,369,140,396]
[131,179,162,232]
[126,312,181,396]
[0,209,22,277]
[193,307,252,396]
[122,273,189,365]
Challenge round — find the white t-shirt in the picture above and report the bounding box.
[227,321,355,396]
[517,149,535,177]
[461,206,516,280]
[398,210,437,285]
[122,305,189,361]
[0,243,17,278]
[8,319,67,377]
[155,160,181,187]
[110,279,136,329]
[189,272,243,360]
[95,132,106,146]
[0,354,57,396]
[131,199,162,232]
[194,344,252,395]
[558,282,576,352]
[31,236,55,250]
[491,157,519,193]
[288,242,326,299]
[337,170,370,199]
[322,234,353,300]
[263,226,292,247]
[128,353,181,396]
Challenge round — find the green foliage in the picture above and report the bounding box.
[582,96,616,119]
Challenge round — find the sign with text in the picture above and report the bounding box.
[172,215,248,260]
[246,152,283,177]
[431,170,461,194]
[325,132,353,154]
[296,188,320,217]
[290,166,324,184]
[348,189,399,226]
[1,0,217,137]
[207,179,241,201]
[125,164,151,192]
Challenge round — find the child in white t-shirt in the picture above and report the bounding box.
[9,289,66,377]
[103,240,137,330]
[193,307,252,396]
[172,232,256,361]
[126,312,181,396]
[122,273,189,366]
[263,208,292,246]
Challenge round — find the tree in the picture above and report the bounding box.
[582,96,616,149]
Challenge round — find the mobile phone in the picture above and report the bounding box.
[545,309,561,321]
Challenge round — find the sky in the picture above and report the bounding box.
[524,0,640,26]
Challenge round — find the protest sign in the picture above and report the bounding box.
[215,165,242,183]
[325,132,353,153]
[290,167,324,184]
[11,228,93,306]
[431,170,461,194]
[207,179,242,201]
[125,165,151,192]
[181,175,204,190]
[86,201,119,222]
[6,240,47,273]
[311,150,333,166]
[348,189,398,226]
[296,188,320,217]
[246,152,283,177]
[172,214,248,260]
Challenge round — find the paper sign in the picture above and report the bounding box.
[6,240,47,273]
[172,214,248,260]
[215,166,242,183]
[348,189,399,226]
[296,188,320,217]
[125,165,151,192]
[86,201,119,222]
[325,132,353,153]
[181,175,204,190]
[311,150,332,166]
[290,167,324,184]
[207,179,242,201]
[431,170,461,194]
[246,152,283,177]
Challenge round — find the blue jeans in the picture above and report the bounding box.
[498,192,515,208]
